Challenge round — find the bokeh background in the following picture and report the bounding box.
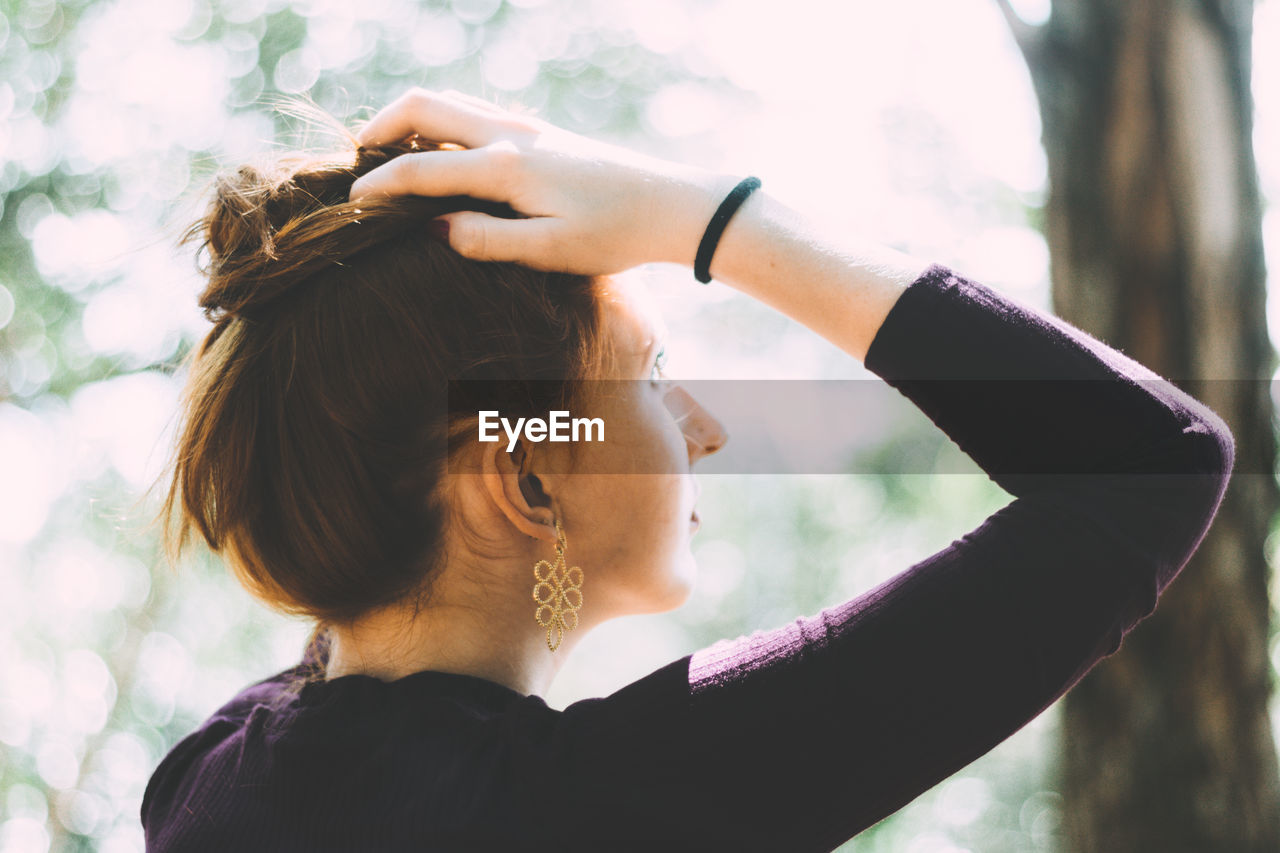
[0,0,1277,850]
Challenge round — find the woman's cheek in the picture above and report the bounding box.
[656,415,688,473]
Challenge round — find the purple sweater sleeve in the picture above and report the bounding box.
[557,264,1233,850]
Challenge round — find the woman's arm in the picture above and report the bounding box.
[351,90,1234,849]
[552,265,1232,850]
[695,190,933,363]
[349,89,928,363]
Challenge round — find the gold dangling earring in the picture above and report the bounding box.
[532,519,583,652]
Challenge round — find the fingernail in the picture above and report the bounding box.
[428,219,450,242]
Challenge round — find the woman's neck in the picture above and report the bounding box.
[321,573,581,698]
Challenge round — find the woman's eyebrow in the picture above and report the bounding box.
[641,333,668,364]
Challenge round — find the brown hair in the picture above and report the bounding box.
[162,132,609,673]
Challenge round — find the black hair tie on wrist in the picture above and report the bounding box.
[694,176,761,284]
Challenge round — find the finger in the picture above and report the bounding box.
[356,89,512,150]
[437,211,566,269]
[440,89,510,116]
[350,144,519,204]
[437,91,543,128]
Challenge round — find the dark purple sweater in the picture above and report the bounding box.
[140,264,1234,852]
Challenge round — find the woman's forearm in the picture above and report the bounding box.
[349,91,932,357]
[686,184,933,363]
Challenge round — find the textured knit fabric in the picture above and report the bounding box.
[140,263,1234,852]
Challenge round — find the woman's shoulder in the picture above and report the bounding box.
[141,653,553,832]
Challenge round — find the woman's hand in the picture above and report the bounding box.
[349,88,735,276]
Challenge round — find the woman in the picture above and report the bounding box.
[141,89,1234,851]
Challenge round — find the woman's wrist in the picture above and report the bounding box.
[691,187,931,363]
[638,163,745,269]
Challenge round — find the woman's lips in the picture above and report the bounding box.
[690,509,700,528]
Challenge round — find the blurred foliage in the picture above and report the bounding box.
[10,0,1261,851]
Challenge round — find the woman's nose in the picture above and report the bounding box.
[665,385,728,461]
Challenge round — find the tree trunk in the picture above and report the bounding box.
[996,0,1280,849]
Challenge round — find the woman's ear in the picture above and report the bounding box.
[480,439,560,545]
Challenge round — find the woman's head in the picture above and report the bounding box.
[164,132,727,654]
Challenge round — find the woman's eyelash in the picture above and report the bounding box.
[650,347,667,381]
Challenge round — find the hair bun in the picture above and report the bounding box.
[193,156,347,320]
[186,143,522,322]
